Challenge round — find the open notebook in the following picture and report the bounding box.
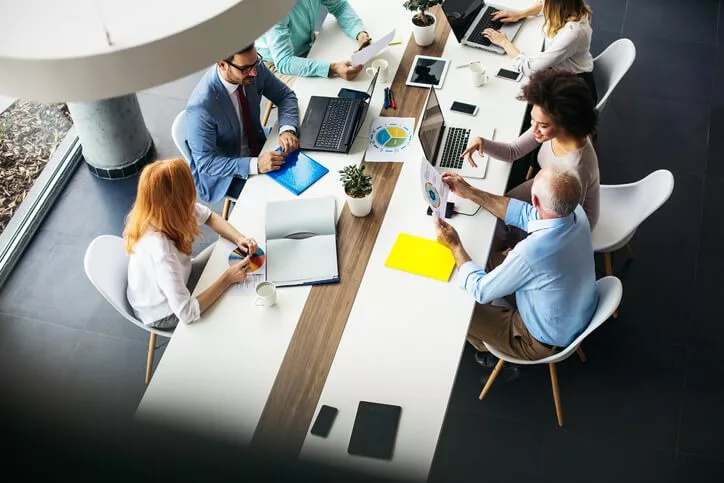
[265,196,339,287]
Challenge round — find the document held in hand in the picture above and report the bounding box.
[265,196,339,287]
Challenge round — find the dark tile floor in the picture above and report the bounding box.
[2,1,724,481]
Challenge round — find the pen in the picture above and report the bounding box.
[391,90,397,110]
[455,60,481,69]
[383,87,389,109]
[387,89,393,109]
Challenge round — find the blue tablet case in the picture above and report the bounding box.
[267,149,329,196]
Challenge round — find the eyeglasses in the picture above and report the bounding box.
[227,54,263,75]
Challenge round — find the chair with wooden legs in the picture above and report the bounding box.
[591,169,674,316]
[84,235,174,385]
[479,276,623,427]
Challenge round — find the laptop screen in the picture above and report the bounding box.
[418,88,446,163]
[442,0,486,43]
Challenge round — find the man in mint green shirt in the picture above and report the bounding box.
[256,0,371,80]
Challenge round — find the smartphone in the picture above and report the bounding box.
[450,101,478,116]
[310,405,338,437]
[496,67,523,82]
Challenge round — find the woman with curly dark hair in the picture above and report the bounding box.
[462,68,599,228]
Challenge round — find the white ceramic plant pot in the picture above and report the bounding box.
[411,13,436,47]
[346,190,373,217]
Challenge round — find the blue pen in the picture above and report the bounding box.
[383,87,389,109]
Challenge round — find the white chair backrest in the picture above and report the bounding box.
[592,170,675,252]
[171,110,193,164]
[485,277,623,365]
[84,235,170,335]
[593,39,636,112]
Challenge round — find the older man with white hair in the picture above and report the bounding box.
[435,166,598,372]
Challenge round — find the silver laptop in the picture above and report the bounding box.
[418,88,489,179]
[442,0,524,54]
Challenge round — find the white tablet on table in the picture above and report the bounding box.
[405,55,450,89]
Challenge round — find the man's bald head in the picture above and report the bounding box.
[531,166,582,217]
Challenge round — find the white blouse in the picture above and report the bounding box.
[514,18,594,76]
[127,203,212,326]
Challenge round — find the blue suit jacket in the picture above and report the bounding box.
[185,64,299,203]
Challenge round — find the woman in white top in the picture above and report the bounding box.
[125,158,257,329]
[484,0,596,100]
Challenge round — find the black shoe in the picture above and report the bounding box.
[479,365,523,386]
[474,351,499,369]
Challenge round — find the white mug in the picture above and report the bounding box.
[366,58,390,84]
[255,281,277,307]
[470,63,489,87]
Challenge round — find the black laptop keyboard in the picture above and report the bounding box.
[439,128,471,169]
[316,98,353,149]
[467,7,503,46]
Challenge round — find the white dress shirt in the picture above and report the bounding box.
[217,68,296,175]
[514,18,594,76]
[127,203,212,326]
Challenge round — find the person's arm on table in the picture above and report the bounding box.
[258,62,300,154]
[323,0,366,44]
[435,217,532,304]
[441,172,510,221]
[491,1,543,23]
[461,129,539,166]
[205,212,258,255]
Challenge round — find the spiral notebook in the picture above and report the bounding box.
[267,149,329,196]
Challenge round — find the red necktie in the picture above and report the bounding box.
[237,86,260,157]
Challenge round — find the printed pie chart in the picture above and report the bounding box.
[425,181,441,208]
[228,246,265,272]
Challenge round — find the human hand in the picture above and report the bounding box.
[435,216,462,250]
[257,150,285,173]
[357,31,372,49]
[461,136,484,167]
[483,28,510,47]
[237,237,258,257]
[223,255,250,286]
[441,172,473,198]
[279,130,299,154]
[492,10,522,23]
[330,61,363,80]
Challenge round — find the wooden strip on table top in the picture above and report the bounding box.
[251,7,451,457]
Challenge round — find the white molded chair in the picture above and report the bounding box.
[83,235,173,384]
[592,169,675,280]
[479,276,623,428]
[593,39,636,113]
[172,110,235,220]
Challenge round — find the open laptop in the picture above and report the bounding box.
[299,70,378,153]
[442,0,524,54]
[418,88,489,179]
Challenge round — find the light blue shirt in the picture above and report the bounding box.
[256,0,366,78]
[458,199,598,347]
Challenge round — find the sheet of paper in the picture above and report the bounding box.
[351,29,396,66]
[365,117,415,162]
[218,238,267,293]
[384,233,455,282]
[420,157,449,218]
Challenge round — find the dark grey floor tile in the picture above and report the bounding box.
[588,0,627,33]
[697,176,724,256]
[675,453,724,482]
[618,35,715,104]
[679,348,724,463]
[596,94,710,178]
[429,409,547,483]
[57,332,163,419]
[137,92,188,160]
[712,47,724,106]
[690,256,724,347]
[624,0,718,45]
[707,108,724,176]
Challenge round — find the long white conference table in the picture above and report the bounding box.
[137,2,543,480]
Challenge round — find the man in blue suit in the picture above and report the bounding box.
[186,44,299,203]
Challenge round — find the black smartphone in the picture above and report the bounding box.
[450,101,478,116]
[310,405,338,437]
[496,67,523,82]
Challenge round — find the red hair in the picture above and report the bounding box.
[124,159,201,255]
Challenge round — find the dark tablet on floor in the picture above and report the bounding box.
[347,401,402,460]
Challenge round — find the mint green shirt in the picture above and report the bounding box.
[256,0,366,78]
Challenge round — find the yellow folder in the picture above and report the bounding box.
[384,233,455,282]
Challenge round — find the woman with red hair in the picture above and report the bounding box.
[124,158,257,329]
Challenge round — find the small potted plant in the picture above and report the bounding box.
[339,164,373,217]
[403,0,442,47]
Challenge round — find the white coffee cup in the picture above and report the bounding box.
[255,281,277,307]
[366,58,390,84]
[470,63,489,87]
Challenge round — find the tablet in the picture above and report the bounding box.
[347,401,402,460]
[405,55,450,89]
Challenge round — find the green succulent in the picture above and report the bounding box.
[403,0,442,26]
[339,164,373,198]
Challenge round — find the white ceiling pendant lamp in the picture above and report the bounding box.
[0,0,295,102]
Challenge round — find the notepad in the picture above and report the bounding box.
[267,149,328,196]
[384,233,455,282]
